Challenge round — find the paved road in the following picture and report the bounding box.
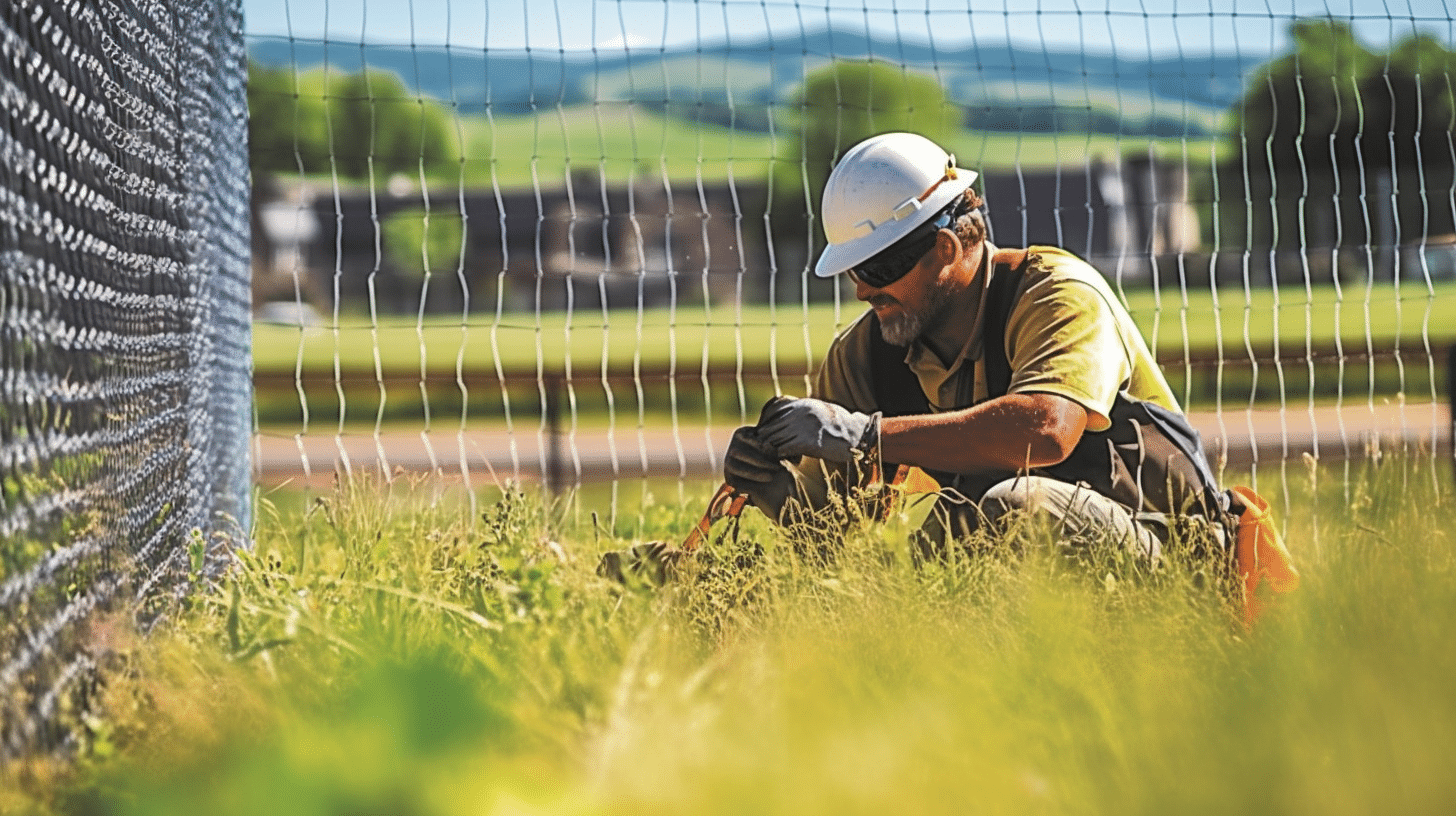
[255,400,1453,488]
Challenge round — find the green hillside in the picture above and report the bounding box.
[453,106,1223,190]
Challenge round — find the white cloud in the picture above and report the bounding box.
[594,32,655,50]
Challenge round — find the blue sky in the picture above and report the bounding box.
[241,0,1454,56]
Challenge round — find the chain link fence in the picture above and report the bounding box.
[0,0,250,760]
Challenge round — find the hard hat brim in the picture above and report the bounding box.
[814,170,975,279]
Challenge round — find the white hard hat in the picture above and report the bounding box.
[815,132,977,278]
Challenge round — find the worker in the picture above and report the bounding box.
[724,132,1230,561]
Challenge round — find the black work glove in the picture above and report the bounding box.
[596,540,687,586]
[756,397,880,464]
[723,398,801,521]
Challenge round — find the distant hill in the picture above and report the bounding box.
[247,26,1266,138]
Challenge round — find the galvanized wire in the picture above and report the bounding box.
[0,0,251,761]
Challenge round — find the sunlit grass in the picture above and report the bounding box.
[253,280,1456,375]
[10,455,1455,814]
[459,105,778,189]
[251,281,1455,424]
[453,106,1220,190]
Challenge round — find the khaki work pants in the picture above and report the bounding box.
[920,475,1172,564]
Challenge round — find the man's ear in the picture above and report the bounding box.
[933,228,962,265]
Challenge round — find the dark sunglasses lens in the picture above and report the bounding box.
[851,231,936,288]
[851,260,901,288]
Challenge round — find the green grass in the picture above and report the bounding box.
[450,106,1220,190]
[1134,278,1456,359]
[252,281,1454,428]
[254,281,1456,375]
[253,301,842,375]
[11,456,1456,814]
[459,106,778,188]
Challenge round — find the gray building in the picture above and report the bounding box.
[254,156,1208,315]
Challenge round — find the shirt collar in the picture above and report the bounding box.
[901,240,997,374]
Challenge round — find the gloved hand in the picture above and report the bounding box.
[723,398,801,520]
[596,540,687,586]
[756,397,880,464]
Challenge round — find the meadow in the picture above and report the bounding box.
[254,280,1456,374]
[252,280,1456,427]
[9,455,1456,815]
[455,105,1223,189]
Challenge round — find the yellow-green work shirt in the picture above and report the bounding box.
[811,244,1180,432]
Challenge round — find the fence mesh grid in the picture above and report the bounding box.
[244,0,1453,524]
[0,0,251,759]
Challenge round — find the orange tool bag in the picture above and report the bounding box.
[1227,485,1300,627]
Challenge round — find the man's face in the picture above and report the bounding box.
[852,232,958,347]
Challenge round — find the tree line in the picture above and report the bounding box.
[1220,20,1456,259]
[247,63,456,181]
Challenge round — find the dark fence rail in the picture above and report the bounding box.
[250,342,1456,490]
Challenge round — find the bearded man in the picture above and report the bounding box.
[724,132,1231,560]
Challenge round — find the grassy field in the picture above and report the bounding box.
[9,456,1456,814]
[251,280,1455,426]
[255,281,1456,375]
[454,106,1222,189]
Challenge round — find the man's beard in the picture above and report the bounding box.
[877,272,958,347]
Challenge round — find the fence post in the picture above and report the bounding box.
[1449,343,1455,485]
[545,372,563,496]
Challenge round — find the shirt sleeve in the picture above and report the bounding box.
[1003,276,1132,431]
[810,314,880,412]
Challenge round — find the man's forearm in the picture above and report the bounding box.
[878,392,1088,475]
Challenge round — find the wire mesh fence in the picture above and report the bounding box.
[0,0,251,760]
[243,0,1454,515]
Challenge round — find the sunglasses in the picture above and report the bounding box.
[847,206,957,289]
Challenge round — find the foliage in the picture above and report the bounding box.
[8,457,1456,814]
[773,60,962,253]
[794,59,960,182]
[381,207,467,279]
[248,62,459,181]
[1223,20,1456,252]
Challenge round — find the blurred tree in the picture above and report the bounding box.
[382,206,465,278]
[1221,20,1455,277]
[791,60,959,216]
[247,61,329,178]
[248,63,457,182]
[771,60,959,299]
[381,206,467,313]
[323,69,457,180]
